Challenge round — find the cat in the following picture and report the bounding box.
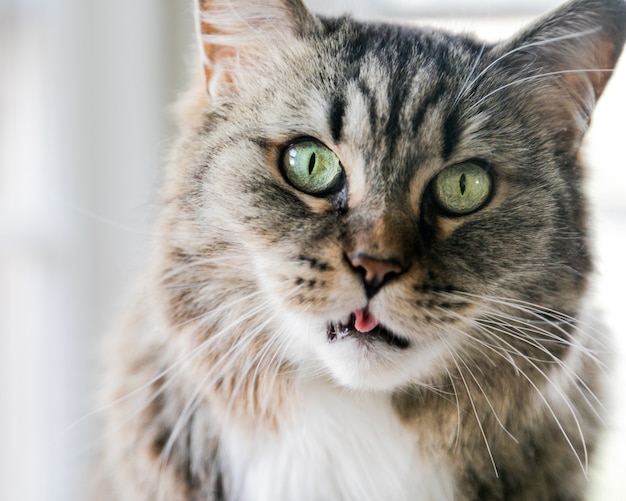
[93,0,626,499]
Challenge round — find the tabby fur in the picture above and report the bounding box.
[94,0,626,499]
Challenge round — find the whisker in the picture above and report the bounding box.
[445,342,500,477]
[458,354,519,444]
[155,315,278,495]
[469,67,613,111]
[452,42,487,109]
[171,287,268,329]
[477,317,605,423]
[436,293,606,418]
[458,28,600,105]
[59,289,274,450]
[158,255,254,286]
[485,327,589,475]
[434,295,598,476]
[222,314,284,418]
[250,318,297,412]
[444,367,462,451]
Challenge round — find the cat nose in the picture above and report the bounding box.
[349,253,405,298]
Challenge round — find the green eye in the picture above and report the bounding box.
[432,162,492,215]
[282,140,343,196]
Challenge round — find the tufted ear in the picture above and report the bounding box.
[497,0,626,133]
[196,0,316,98]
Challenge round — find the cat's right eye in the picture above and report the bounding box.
[281,140,344,196]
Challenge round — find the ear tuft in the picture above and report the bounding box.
[196,0,315,98]
[489,0,626,146]
[504,0,626,102]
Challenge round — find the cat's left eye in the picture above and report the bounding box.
[432,162,492,216]
[281,140,344,196]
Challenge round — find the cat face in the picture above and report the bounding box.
[164,0,624,391]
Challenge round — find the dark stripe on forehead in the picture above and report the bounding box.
[329,94,346,143]
[357,80,379,136]
[384,81,410,157]
[411,80,447,135]
[442,110,460,161]
[383,47,415,158]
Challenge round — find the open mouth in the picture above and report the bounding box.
[326,309,410,350]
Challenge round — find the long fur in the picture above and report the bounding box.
[93,1,626,499]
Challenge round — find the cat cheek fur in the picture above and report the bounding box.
[94,0,626,499]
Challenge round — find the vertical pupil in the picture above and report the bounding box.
[308,152,316,175]
[459,173,467,195]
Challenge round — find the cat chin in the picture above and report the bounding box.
[315,321,450,391]
[279,310,453,391]
[316,338,451,392]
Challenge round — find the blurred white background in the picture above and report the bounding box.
[1,1,623,500]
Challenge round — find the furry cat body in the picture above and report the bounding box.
[95,0,626,499]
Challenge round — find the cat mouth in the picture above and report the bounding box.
[326,309,410,350]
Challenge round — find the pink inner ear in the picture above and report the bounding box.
[354,309,380,333]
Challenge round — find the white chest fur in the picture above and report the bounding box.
[218,381,455,501]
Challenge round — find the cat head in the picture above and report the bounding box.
[161,0,626,392]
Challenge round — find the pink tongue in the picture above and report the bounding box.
[354,308,380,333]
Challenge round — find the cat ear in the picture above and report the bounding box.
[499,0,626,131]
[196,0,316,98]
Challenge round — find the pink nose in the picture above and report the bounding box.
[349,254,404,297]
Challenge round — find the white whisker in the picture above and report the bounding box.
[445,341,500,477]
[458,28,600,105]
[468,68,613,112]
